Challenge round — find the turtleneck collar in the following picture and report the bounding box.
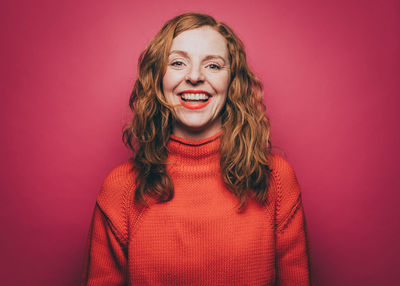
[166,131,222,178]
[168,131,222,159]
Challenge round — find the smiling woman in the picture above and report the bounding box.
[81,12,312,285]
[163,26,231,140]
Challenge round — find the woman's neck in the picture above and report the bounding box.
[172,121,222,141]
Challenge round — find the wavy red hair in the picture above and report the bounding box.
[123,12,272,210]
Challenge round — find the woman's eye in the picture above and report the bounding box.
[170,61,185,67]
[207,63,221,70]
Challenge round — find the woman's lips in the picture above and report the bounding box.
[178,96,210,109]
[178,90,211,110]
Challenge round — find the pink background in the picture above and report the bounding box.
[1,0,399,285]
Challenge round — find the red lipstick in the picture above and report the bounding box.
[178,90,211,110]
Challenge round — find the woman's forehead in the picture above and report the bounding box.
[169,27,229,60]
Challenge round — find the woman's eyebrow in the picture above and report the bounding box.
[169,50,227,64]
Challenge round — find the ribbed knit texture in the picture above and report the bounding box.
[82,132,312,285]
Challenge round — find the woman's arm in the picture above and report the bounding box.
[272,155,312,285]
[81,163,134,286]
[81,204,128,286]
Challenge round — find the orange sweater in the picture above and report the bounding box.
[82,132,312,285]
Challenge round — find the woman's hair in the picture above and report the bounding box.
[123,12,272,211]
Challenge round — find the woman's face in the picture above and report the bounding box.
[162,26,231,140]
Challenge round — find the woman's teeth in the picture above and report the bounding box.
[180,93,209,101]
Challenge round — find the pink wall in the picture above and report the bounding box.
[1,0,399,285]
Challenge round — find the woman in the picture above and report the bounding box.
[82,12,312,285]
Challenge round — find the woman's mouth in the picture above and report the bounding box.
[178,91,211,109]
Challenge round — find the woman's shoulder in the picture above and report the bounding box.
[99,161,135,193]
[268,153,298,184]
[95,161,136,223]
[268,153,302,210]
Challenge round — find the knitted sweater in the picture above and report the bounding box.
[81,132,312,285]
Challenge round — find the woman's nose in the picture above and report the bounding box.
[185,65,205,84]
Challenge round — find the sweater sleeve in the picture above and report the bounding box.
[271,155,312,286]
[81,163,135,286]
